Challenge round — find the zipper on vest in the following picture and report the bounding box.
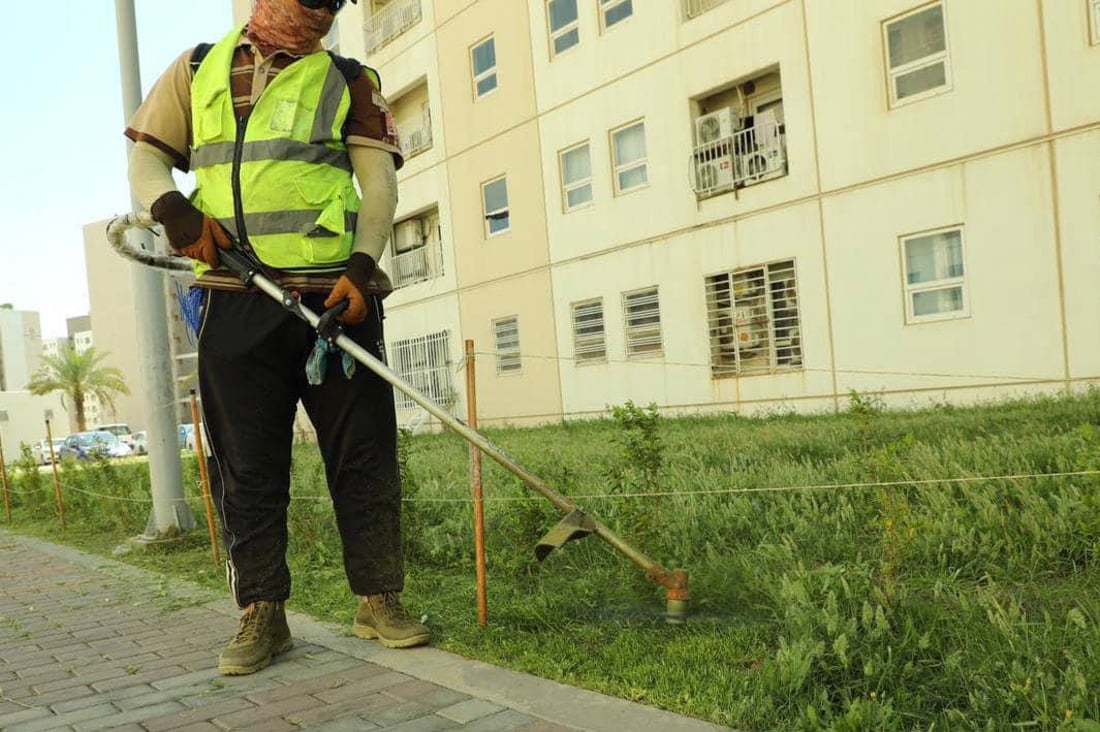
[232,115,250,248]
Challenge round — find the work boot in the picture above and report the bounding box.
[353,592,431,648]
[218,600,293,675]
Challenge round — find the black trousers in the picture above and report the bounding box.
[197,288,403,608]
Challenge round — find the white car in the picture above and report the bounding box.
[31,439,66,465]
[93,423,136,450]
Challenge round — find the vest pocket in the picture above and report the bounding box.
[300,197,349,265]
[194,90,226,145]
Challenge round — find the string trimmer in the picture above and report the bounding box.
[107,212,690,623]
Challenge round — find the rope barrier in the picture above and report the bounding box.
[464,349,1090,385]
[7,469,1095,507]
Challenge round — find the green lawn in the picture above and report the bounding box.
[3,390,1100,730]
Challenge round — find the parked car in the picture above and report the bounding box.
[93,423,135,449]
[58,431,133,461]
[31,439,66,466]
[132,430,148,455]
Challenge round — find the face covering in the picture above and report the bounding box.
[247,0,334,57]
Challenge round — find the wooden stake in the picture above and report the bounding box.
[465,339,488,626]
[190,390,220,565]
[46,420,65,533]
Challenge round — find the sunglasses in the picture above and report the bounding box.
[298,0,356,12]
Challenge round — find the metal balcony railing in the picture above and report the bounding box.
[683,0,732,20]
[397,120,433,159]
[390,241,441,289]
[690,119,787,198]
[364,0,422,55]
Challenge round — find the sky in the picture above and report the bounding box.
[0,1,234,339]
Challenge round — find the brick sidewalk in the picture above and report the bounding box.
[0,531,733,732]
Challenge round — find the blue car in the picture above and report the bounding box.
[58,431,133,461]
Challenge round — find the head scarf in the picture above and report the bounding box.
[247,0,334,58]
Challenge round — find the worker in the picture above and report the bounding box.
[124,0,430,676]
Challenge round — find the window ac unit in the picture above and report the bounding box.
[695,158,734,192]
[694,107,737,145]
[394,219,424,252]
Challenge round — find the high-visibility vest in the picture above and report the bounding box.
[189,27,361,275]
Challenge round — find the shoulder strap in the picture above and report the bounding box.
[327,51,381,91]
[189,43,214,77]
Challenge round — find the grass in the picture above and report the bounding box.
[3,390,1100,730]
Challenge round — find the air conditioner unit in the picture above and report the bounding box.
[695,158,734,192]
[694,107,737,145]
[394,218,424,252]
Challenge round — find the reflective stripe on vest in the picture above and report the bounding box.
[189,27,360,274]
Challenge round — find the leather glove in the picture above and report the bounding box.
[324,252,376,325]
[150,191,231,268]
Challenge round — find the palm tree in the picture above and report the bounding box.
[27,347,130,432]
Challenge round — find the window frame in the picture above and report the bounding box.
[470,36,498,99]
[493,316,523,375]
[599,0,634,32]
[882,2,952,109]
[899,225,970,324]
[1091,0,1100,45]
[622,286,663,359]
[390,331,454,410]
[571,298,607,364]
[559,141,594,212]
[547,0,581,58]
[610,119,648,196]
[705,259,803,377]
[481,175,511,237]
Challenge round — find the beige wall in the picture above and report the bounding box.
[448,119,551,288]
[537,0,819,265]
[435,0,538,155]
[1041,1,1100,132]
[0,391,67,462]
[1052,130,1100,382]
[821,146,1067,402]
[0,310,42,392]
[805,0,1049,191]
[553,200,835,415]
[458,271,562,426]
[82,221,145,431]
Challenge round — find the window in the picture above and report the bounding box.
[623,287,663,358]
[705,260,802,377]
[572,299,607,363]
[1092,0,1100,45]
[900,227,968,322]
[548,0,580,56]
[611,121,648,194]
[471,37,498,98]
[883,3,950,107]
[493,316,522,374]
[391,331,454,409]
[560,142,593,211]
[600,0,633,30]
[482,176,510,236]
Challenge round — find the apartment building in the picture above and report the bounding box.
[81,222,199,430]
[215,0,1100,427]
[0,308,65,461]
[0,306,42,393]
